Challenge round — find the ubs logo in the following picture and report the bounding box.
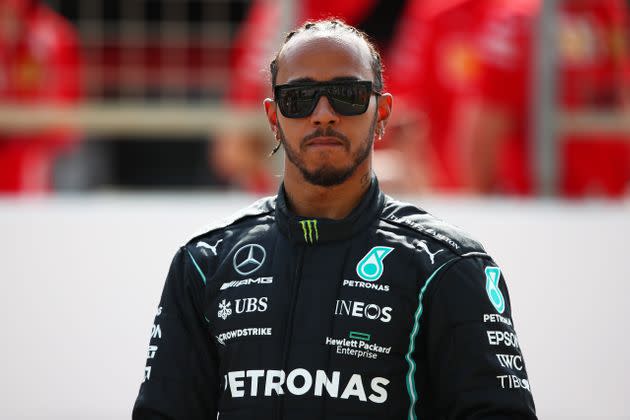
[217,297,269,320]
[233,244,266,275]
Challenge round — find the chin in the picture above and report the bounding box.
[300,164,355,187]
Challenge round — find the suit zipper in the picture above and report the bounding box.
[274,245,305,420]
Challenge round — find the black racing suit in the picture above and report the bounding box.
[133,179,537,419]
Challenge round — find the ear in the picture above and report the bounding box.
[376,93,393,126]
[264,98,278,133]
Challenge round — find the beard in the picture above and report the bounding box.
[278,110,377,187]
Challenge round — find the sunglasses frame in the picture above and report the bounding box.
[274,80,380,119]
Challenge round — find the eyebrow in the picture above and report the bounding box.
[285,76,361,84]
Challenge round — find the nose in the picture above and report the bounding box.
[309,95,340,126]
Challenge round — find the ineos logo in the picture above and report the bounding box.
[233,244,266,275]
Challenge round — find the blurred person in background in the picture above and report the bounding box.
[387,0,492,194]
[211,131,277,194]
[463,0,630,196]
[216,0,429,194]
[388,0,630,197]
[554,0,630,197]
[0,0,81,193]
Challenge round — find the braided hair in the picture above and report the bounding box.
[269,19,384,93]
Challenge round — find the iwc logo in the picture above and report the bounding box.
[356,246,393,282]
[233,244,266,276]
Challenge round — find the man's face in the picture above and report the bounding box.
[267,33,389,187]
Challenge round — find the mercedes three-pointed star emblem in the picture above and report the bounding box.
[232,243,266,275]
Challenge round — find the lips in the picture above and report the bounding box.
[304,136,345,147]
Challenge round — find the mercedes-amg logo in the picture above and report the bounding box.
[233,244,266,275]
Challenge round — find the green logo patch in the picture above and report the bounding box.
[356,246,393,282]
[349,331,371,341]
[299,219,319,244]
[485,266,505,314]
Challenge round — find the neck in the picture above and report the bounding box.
[283,161,373,220]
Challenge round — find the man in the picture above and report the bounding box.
[0,0,81,193]
[218,0,416,194]
[133,20,537,419]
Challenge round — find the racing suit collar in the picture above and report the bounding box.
[275,176,385,245]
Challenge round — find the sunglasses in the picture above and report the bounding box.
[274,80,380,118]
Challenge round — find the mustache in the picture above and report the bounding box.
[301,127,350,148]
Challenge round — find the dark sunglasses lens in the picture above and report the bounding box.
[327,83,371,115]
[277,86,318,117]
[276,82,373,118]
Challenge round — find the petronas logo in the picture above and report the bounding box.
[356,246,394,282]
[485,266,505,314]
[299,219,319,244]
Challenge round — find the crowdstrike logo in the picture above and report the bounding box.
[216,327,272,345]
[233,244,266,275]
[223,368,390,404]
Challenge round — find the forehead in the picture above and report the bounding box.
[276,32,374,84]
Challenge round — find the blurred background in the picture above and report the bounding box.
[0,0,629,197]
[1,0,629,419]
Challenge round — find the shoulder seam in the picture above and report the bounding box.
[379,215,464,254]
[185,248,207,285]
[460,251,491,259]
[187,208,274,245]
[405,255,461,417]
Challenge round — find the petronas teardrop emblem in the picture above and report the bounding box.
[356,246,394,282]
[485,266,505,314]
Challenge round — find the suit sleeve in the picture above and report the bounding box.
[133,247,218,420]
[422,257,537,419]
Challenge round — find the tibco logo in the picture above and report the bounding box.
[223,369,389,404]
[334,300,392,323]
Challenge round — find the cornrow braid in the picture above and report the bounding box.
[269,19,384,93]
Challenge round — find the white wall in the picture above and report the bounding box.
[0,194,628,419]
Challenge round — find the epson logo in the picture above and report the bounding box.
[221,277,273,290]
[334,300,392,323]
[224,369,389,404]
